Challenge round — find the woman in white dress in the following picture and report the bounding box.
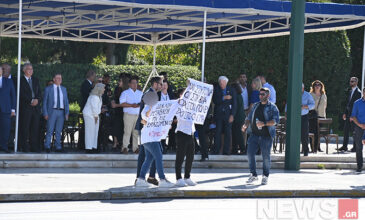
[83,83,105,153]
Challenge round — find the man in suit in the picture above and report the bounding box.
[19,63,42,152]
[339,77,362,152]
[0,66,16,153]
[238,73,252,151]
[43,73,69,153]
[78,70,96,150]
[213,76,237,155]
[1,63,16,150]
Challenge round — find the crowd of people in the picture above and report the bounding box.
[0,62,365,182]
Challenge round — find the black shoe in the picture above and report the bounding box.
[46,148,51,153]
[1,149,11,153]
[339,146,348,152]
[318,149,323,152]
[356,169,362,174]
[200,156,209,162]
[147,177,159,186]
[350,148,356,152]
[85,149,93,154]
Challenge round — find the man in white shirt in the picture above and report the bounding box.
[259,75,276,104]
[120,76,143,154]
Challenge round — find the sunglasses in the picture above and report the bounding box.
[259,93,266,96]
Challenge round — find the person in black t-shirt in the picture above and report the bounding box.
[242,88,280,185]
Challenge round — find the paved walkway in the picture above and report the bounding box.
[0,168,364,202]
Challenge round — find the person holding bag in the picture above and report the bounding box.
[309,80,327,152]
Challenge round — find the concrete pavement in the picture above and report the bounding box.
[0,168,364,202]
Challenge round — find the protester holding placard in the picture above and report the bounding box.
[175,88,197,187]
[136,97,178,188]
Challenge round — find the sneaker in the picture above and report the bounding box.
[184,178,197,186]
[175,179,187,187]
[147,177,159,186]
[159,179,175,188]
[135,178,152,187]
[261,176,268,185]
[246,174,258,184]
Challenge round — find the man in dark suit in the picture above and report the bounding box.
[339,77,362,152]
[0,66,16,153]
[19,63,42,152]
[238,73,252,150]
[213,76,237,155]
[78,70,96,150]
[1,63,16,150]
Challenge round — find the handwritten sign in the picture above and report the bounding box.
[141,100,178,144]
[176,78,213,125]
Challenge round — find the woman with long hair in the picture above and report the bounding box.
[309,80,327,152]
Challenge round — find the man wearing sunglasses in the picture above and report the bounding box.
[339,77,362,152]
[242,87,279,185]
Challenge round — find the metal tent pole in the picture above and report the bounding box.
[201,10,207,82]
[285,0,306,170]
[361,26,365,92]
[15,0,23,153]
[142,43,157,92]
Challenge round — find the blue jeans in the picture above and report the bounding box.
[247,134,273,177]
[137,144,156,178]
[44,110,65,150]
[139,142,165,180]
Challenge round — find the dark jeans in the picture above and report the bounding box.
[137,144,156,178]
[232,120,245,154]
[354,125,364,170]
[8,116,15,149]
[175,131,195,180]
[343,117,355,149]
[196,122,209,158]
[214,116,232,155]
[301,114,309,155]
[247,134,273,177]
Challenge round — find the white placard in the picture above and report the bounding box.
[141,100,178,144]
[176,78,213,125]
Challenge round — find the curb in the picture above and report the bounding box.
[1,189,364,202]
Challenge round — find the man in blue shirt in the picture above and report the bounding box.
[351,87,365,173]
[301,84,316,156]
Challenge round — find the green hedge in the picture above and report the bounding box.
[10,64,201,104]
[205,31,352,116]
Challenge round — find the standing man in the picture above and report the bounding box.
[43,73,69,153]
[242,88,279,185]
[350,87,365,173]
[19,63,42,153]
[238,73,251,151]
[212,76,237,155]
[1,63,16,150]
[120,76,143,154]
[0,66,16,153]
[79,70,96,150]
[259,75,276,104]
[339,77,362,152]
[301,83,315,156]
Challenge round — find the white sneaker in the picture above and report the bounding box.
[175,179,187,187]
[261,176,268,185]
[135,178,151,187]
[184,178,197,186]
[159,179,175,188]
[246,174,258,184]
